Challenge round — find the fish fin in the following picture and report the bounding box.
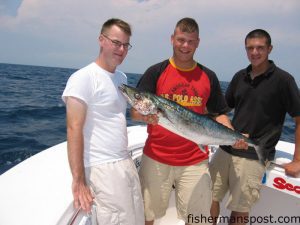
[198,144,207,153]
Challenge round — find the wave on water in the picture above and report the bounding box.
[1,105,65,120]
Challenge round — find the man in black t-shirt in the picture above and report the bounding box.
[209,29,300,225]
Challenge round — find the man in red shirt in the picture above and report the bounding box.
[131,17,239,225]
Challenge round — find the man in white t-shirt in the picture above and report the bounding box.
[62,18,144,225]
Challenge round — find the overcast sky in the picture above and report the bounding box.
[0,0,299,84]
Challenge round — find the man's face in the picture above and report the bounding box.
[245,37,272,68]
[171,28,199,64]
[100,25,131,69]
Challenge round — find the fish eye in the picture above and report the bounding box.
[134,93,141,99]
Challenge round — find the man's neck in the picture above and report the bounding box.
[251,61,270,79]
[170,57,196,70]
[95,57,116,73]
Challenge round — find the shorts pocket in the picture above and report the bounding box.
[97,208,119,225]
[247,178,262,205]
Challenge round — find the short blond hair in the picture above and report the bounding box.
[175,17,199,35]
[101,18,132,36]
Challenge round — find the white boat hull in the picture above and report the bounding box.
[0,125,299,225]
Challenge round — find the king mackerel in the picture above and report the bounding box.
[119,84,266,165]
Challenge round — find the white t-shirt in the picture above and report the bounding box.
[62,62,129,167]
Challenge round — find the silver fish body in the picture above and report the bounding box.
[119,84,265,165]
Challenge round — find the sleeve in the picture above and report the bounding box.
[206,71,230,115]
[225,73,238,109]
[281,74,300,118]
[136,60,169,94]
[62,72,93,105]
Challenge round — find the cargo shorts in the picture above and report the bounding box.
[85,158,144,225]
[139,154,212,224]
[209,148,266,212]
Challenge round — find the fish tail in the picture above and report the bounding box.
[253,145,266,166]
[252,125,282,166]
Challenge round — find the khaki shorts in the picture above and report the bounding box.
[209,148,266,212]
[85,158,144,225]
[139,155,212,224]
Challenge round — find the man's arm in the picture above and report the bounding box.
[66,97,93,212]
[284,116,300,177]
[215,114,234,129]
[215,114,248,149]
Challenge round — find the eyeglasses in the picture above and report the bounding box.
[102,34,132,50]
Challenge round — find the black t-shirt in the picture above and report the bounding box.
[221,61,300,160]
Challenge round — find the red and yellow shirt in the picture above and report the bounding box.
[137,59,228,166]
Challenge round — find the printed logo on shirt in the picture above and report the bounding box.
[161,93,202,107]
[160,83,203,107]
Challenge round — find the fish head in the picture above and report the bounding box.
[118,84,158,115]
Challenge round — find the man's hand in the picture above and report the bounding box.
[142,114,159,125]
[72,180,94,213]
[232,139,249,150]
[131,108,159,125]
[232,134,249,150]
[283,160,300,178]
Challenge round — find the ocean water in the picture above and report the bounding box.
[0,63,296,175]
